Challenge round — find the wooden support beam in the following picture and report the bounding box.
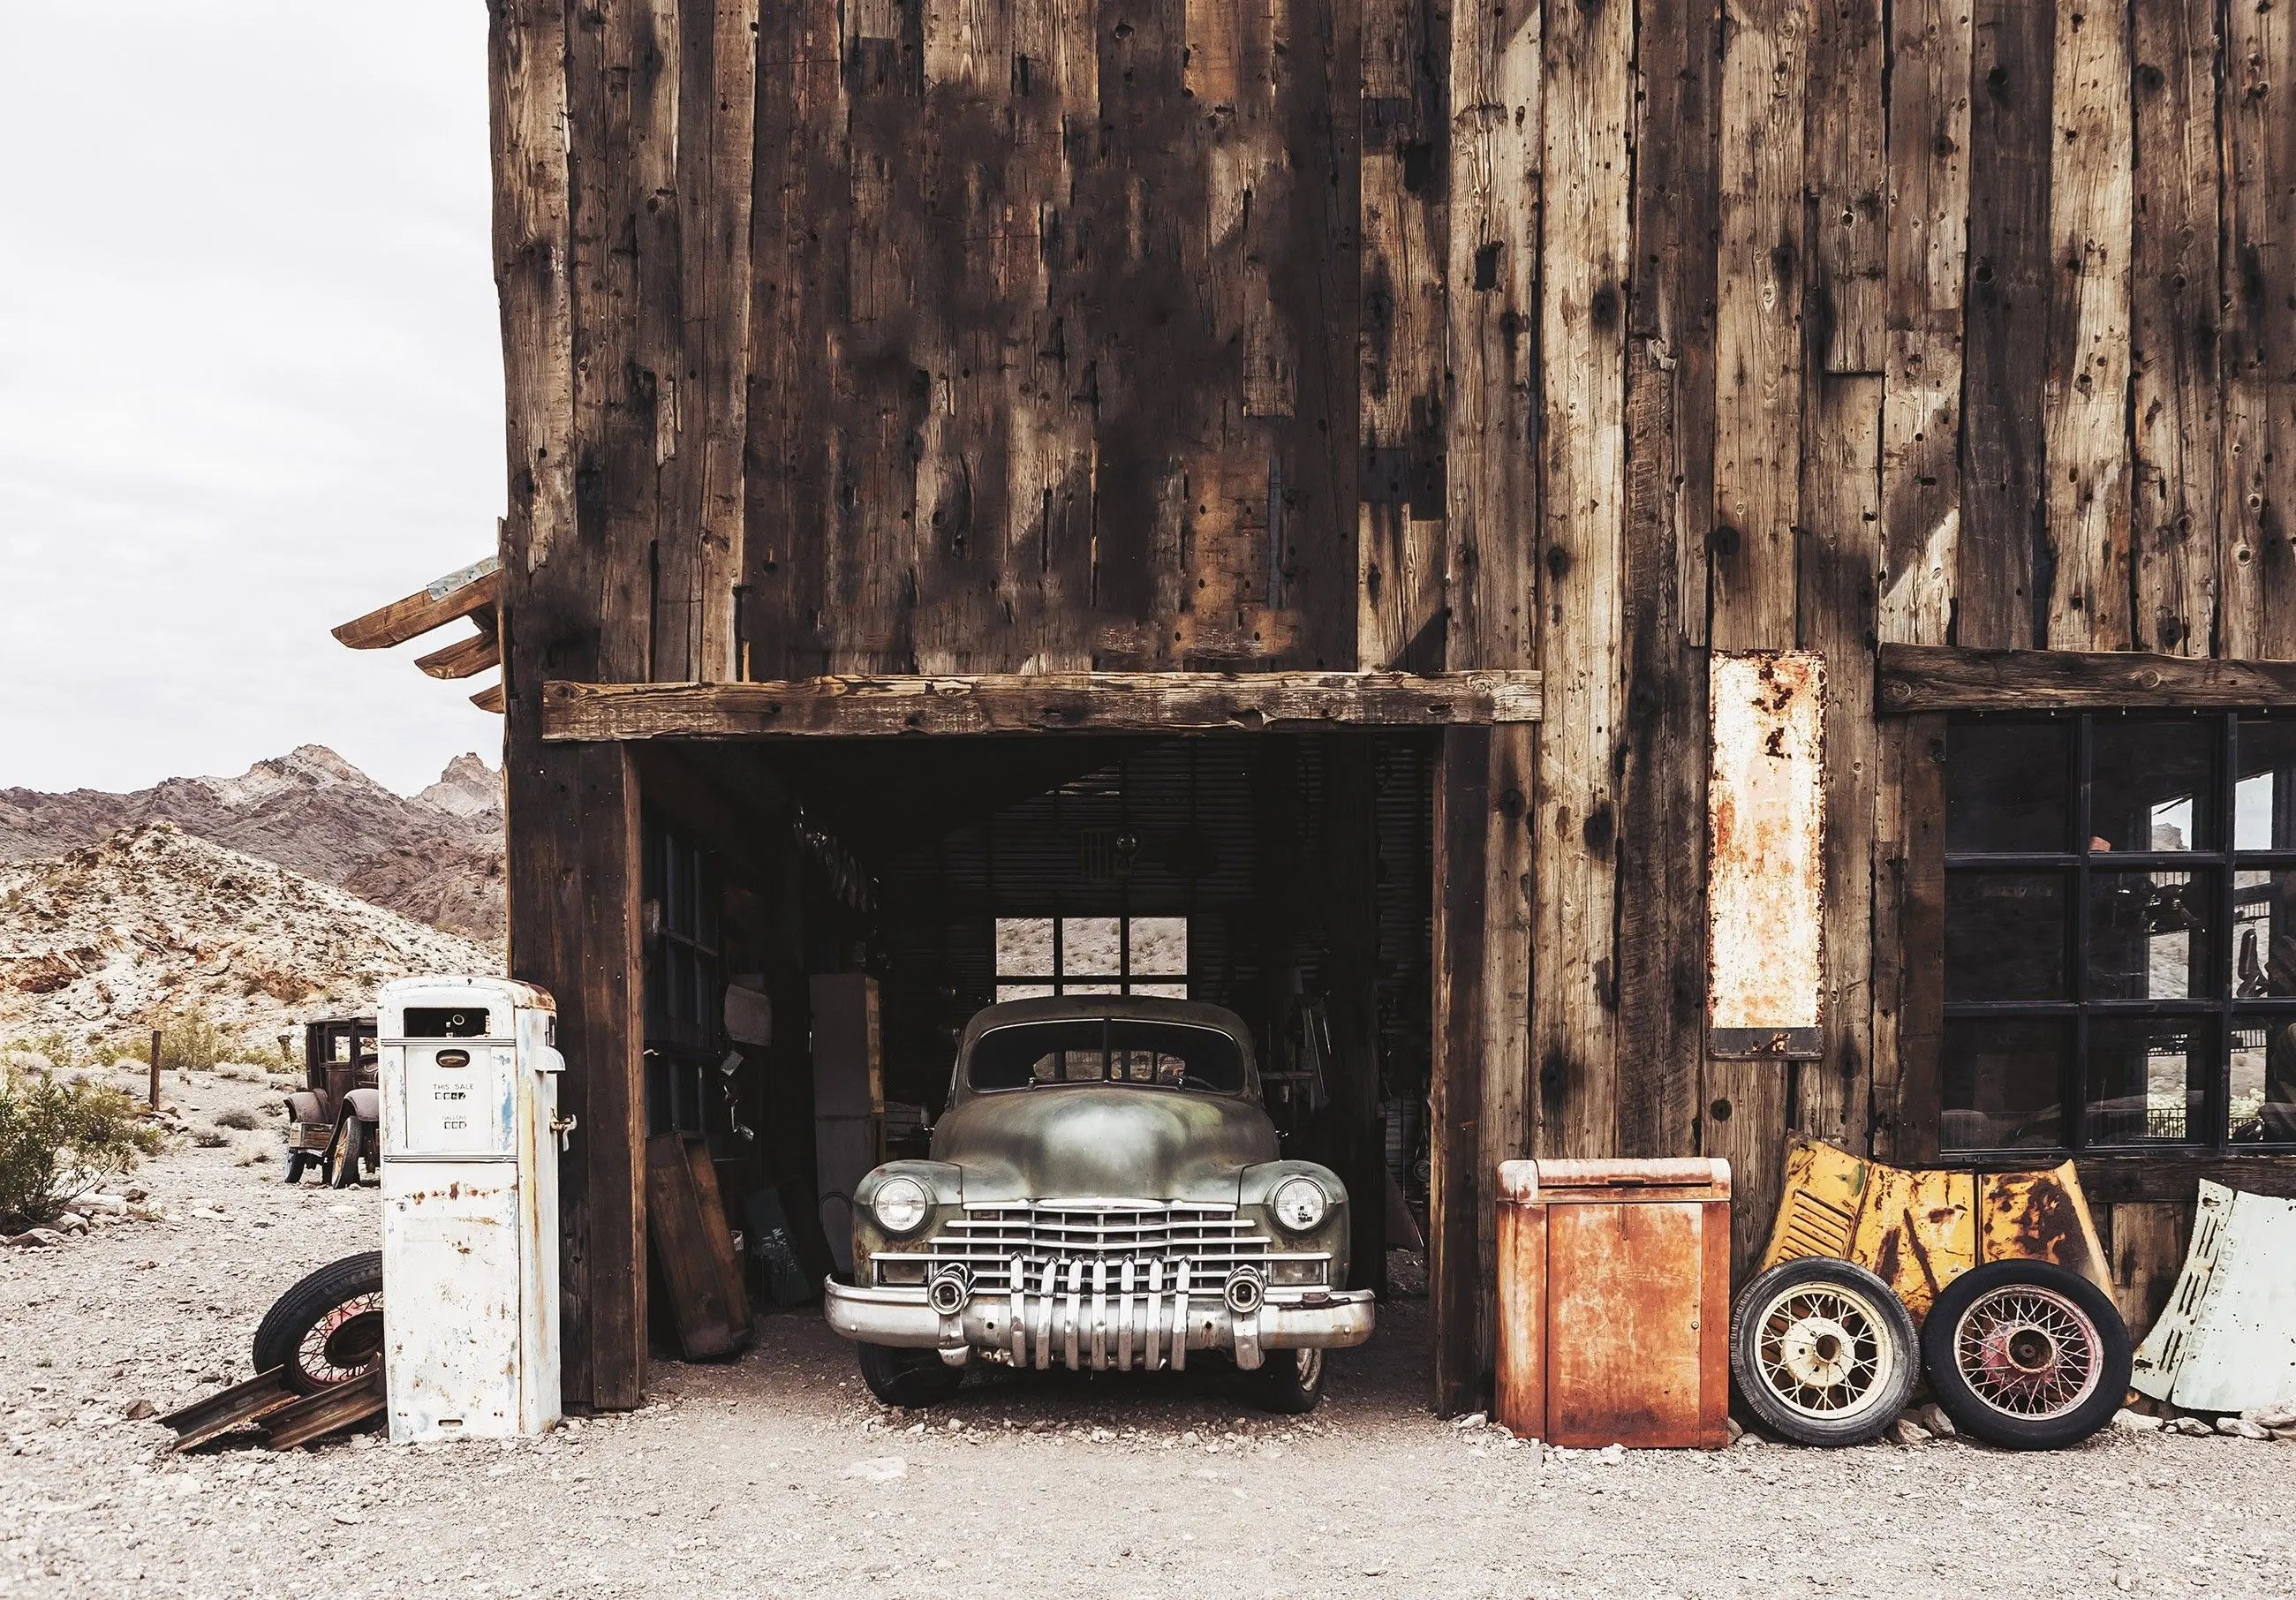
[471,682,506,714]
[332,558,502,650]
[1879,643,2296,713]
[2077,1157,2296,1205]
[541,671,1543,741]
[415,626,502,681]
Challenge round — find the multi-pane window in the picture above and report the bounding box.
[993,916,1189,1001]
[1941,714,2296,1152]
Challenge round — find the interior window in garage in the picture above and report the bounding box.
[1939,713,2296,1153]
[993,916,1189,1000]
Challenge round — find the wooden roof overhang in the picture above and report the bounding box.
[539,670,1544,741]
[331,555,505,712]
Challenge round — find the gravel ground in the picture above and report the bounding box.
[5,1065,2293,1600]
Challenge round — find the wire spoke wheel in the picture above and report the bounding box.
[298,1291,385,1386]
[1731,1258,1918,1445]
[1921,1260,2131,1451]
[1753,1285,1895,1421]
[1951,1285,2101,1420]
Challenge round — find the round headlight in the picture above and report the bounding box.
[1270,1175,1328,1233]
[872,1174,930,1234]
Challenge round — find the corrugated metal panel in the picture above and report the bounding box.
[1707,652,1826,1059]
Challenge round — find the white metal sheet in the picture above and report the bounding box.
[1706,652,1826,1058]
[2165,1186,2296,1414]
[2130,1181,2231,1400]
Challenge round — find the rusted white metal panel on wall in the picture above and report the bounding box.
[1706,653,1826,1060]
[2132,1181,2296,1411]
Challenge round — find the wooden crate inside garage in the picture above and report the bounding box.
[1494,1158,1733,1450]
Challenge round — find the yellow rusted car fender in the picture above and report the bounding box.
[1761,1136,2110,1324]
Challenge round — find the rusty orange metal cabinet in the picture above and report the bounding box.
[1494,1158,1733,1449]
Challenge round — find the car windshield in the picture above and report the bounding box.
[967,1020,1248,1095]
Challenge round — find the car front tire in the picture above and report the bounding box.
[1242,1347,1325,1414]
[857,1342,966,1408]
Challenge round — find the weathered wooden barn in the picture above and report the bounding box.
[348,0,2296,1414]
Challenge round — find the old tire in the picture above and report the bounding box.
[329,1120,364,1189]
[1242,1348,1325,1415]
[857,1343,965,1408]
[253,1251,386,1395]
[1922,1260,2129,1451]
[283,1151,307,1184]
[1730,1258,1917,1446]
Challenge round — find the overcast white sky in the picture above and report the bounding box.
[1,3,505,797]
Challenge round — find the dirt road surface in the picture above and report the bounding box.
[4,1065,2292,1600]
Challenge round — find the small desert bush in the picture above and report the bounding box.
[157,1008,237,1074]
[214,1107,262,1131]
[0,1069,163,1232]
[192,1128,230,1149]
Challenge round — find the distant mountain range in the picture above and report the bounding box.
[0,746,504,946]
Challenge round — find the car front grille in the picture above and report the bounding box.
[872,1201,1327,1372]
[887,1201,1273,1290]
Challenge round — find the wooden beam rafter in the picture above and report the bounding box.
[332,556,502,650]
[415,626,502,681]
[541,670,1544,742]
[1879,643,2296,713]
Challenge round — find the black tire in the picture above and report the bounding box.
[857,1343,966,1408]
[1922,1260,2130,1451]
[253,1251,386,1395]
[283,1151,307,1184]
[1730,1258,1919,1446]
[1242,1348,1325,1415]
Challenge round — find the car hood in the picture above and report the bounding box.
[930,1085,1279,1204]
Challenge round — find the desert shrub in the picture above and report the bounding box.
[214,1107,262,1131]
[157,1008,236,1074]
[192,1128,230,1149]
[0,1070,163,1232]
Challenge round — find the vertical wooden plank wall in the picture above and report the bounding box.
[490,0,653,1411]
[1431,0,1538,1414]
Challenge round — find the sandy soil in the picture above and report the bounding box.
[4,1066,2292,1600]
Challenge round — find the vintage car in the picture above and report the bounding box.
[825,995,1374,1412]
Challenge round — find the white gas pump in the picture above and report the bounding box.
[377,976,565,1441]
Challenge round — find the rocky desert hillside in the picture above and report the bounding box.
[0,746,503,945]
[0,821,496,1046]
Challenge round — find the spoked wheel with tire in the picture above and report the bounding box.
[1242,1347,1325,1415]
[252,1250,387,1395]
[1730,1258,1919,1445]
[1922,1260,2129,1450]
[857,1343,967,1408]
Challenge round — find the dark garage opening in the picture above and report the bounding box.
[630,730,1437,1340]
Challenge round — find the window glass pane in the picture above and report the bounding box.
[2090,721,2217,853]
[1129,916,1189,978]
[1062,979,1123,996]
[1947,721,2070,853]
[1061,917,1122,976]
[2085,1016,2210,1144]
[2236,719,2296,851]
[996,983,1056,1002]
[2086,868,2217,1000]
[1130,983,1190,999]
[2232,1016,2296,1143]
[2234,869,2296,997]
[1945,873,2068,1001]
[1942,1018,2069,1150]
[994,918,1055,978]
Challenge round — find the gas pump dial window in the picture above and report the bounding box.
[406,1008,491,1038]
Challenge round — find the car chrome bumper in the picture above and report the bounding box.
[824,1279,1376,1371]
